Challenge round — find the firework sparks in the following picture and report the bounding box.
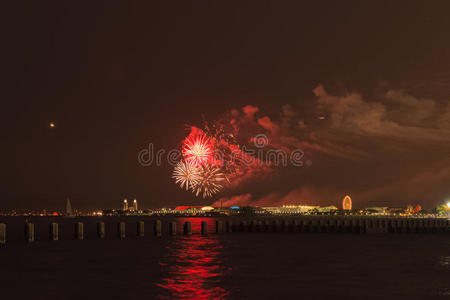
[173,121,251,198]
[182,134,212,166]
[172,161,201,190]
[192,164,226,198]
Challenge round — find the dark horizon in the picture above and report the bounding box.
[3,1,450,211]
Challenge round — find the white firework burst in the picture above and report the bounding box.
[192,164,226,198]
[172,161,201,190]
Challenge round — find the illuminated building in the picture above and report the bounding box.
[133,199,138,211]
[365,207,388,215]
[317,205,338,213]
[201,206,214,212]
[342,195,352,210]
[123,199,128,211]
[264,205,320,214]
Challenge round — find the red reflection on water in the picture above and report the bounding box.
[157,235,228,299]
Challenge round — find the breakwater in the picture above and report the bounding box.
[0,216,449,244]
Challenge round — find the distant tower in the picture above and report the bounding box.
[342,195,352,210]
[123,199,128,211]
[66,198,73,216]
[133,199,138,211]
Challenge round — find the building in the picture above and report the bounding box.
[342,195,352,210]
[263,205,320,214]
[317,205,338,213]
[133,199,138,211]
[66,198,73,216]
[364,207,388,215]
[123,199,128,211]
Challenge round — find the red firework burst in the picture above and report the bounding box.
[182,134,212,166]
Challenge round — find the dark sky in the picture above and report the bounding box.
[2,1,450,211]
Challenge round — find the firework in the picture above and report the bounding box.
[192,164,226,198]
[182,134,212,166]
[173,121,249,198]
[203,119,237,145]
[172,161,201,190]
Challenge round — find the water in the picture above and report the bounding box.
[0,217,449,299]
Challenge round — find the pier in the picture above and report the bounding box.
[0,217,448,244]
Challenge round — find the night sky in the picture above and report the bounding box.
[2,1,450,210]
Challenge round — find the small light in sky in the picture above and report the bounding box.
[49,122,55,128]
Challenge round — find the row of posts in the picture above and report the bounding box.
[0,218,449,243]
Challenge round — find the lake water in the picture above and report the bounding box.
[0,217,449,299]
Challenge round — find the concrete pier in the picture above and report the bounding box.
[0,223,6,244]
[184,221,192,235]
[75,222,84,240]
[154,220,162,237]
[118,222,126,239]
[26,223,35,243]
[97,222,105,238]
[201,221,208,235]
[137,221,145,238]
[169,221,177,236]
[50,223,59,241]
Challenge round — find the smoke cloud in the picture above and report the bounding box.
[208,84,450,209]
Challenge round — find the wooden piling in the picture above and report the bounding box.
[216,221,223,234]
[291,220,298,233]
[281,220,289,232]
[272,220,279,232]
[50,223,59,241]
[201,221,208,235]
[75,222,84,240]
[169,221,177,236]
[97,222,105,238]
[137,221,144,238]
[154,220,162,237]
[298,219,306,233]
[240,221,247,232]
[310,219,319,233]
[261,220,269,232]
[25,223,35,243]
[118,222,126,239]
[184,221,192,235]
[249,220,256,232]
[225,221,232,233]
[0,223,6,244]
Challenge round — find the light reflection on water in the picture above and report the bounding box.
[435,256,450,296]
[157,235,228,299]
[438,256,450,269]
